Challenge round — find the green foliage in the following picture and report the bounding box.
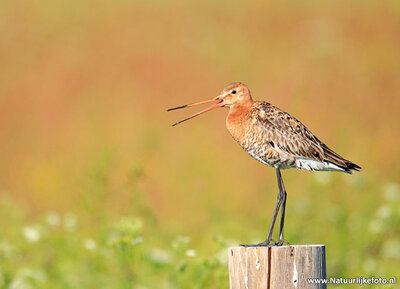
[0,172,232,289]
[1,172,399,288]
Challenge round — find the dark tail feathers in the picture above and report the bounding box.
[322,144,361,173]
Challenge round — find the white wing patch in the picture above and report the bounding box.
[295,157,345,172]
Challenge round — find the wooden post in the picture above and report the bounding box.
[229,245,326,289]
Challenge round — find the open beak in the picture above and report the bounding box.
[167,97,224,126]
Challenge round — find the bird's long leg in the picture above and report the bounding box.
[241,167,284,247]
[276,169,289,246]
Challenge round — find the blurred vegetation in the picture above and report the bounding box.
[0,0,399,288]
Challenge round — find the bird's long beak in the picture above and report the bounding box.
[167,96,224,126]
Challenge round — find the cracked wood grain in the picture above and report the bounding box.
[229,245,326,289]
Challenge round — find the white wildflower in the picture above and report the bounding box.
[9,268,46,289]
[368,219,383,234]
[217,249,228,265]
[185,249,197,257]
[171,235,191,249]
[64,213,77,232]
[148,249,173,265]
[84,238,97,251]
[22,226,41,243]
[8,278,30,289]
[0,241,14,258]
[132,236,144,246]
[45,211,60,227]
[377,205,391,220]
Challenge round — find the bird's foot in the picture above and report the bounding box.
[240,238,276,247]
[276,238,290,246]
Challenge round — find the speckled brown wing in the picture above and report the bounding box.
[253,101,360,172]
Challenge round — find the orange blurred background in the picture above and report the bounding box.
[1,0,399,239]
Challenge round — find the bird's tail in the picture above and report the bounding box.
[321,144,361,173]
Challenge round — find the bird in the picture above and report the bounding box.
[167,82,361,247]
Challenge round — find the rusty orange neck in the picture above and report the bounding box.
[225,101,254,143]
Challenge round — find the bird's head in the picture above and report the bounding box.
[167,82,252,126]
[216,82,252,108]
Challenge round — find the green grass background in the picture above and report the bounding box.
[0,0,399,288]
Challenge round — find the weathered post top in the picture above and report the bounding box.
[229,245,326,289]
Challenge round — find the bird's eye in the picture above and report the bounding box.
[231,90,237,94]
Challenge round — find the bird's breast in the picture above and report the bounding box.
[225,104,290,168]
[225,105,252,144]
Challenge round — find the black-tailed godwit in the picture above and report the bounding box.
[168,82,361,246]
